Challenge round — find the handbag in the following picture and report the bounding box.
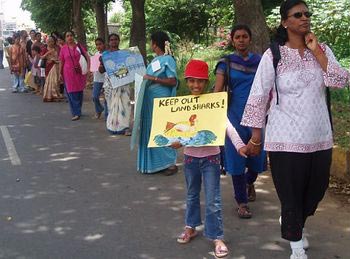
[68,46,83,75]
[77,44,88,75]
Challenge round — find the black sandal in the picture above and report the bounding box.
[162,165,178,176]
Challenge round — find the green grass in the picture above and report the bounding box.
[332,89,350,150]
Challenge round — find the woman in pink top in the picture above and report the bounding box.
[59,30,90,121]
[172,60,247,258]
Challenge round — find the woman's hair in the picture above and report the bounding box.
[57,34,64,41]
[32,45,41,53]
[275,0,308,45]
[150,31,170,52]
[64,30,75,39]
[35,32,41,37]
[49,35,57,44]
[95,37,105,44]
[230,24,252,40]
[12,33,20,40]
[6,37,14,45]
[30,29,36,34]
[20,30,27,38]
[108,33,120,41]
[51,31,60,37]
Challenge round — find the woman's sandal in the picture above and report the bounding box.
[176,227,197,244]
[214,240,229,258]
[162,165,178,176]
[124,130,132,136]
[237,204,252,219]
[94,112,102,119]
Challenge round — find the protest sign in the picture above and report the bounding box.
[102,46,146,88]
[148,92,228,147]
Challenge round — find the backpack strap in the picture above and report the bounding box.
[224,55,230,92]
[326,87,333,131]
[269,42,281,105]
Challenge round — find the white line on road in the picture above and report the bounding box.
[0,126,21,166]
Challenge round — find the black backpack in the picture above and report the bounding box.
[269,42,333,131]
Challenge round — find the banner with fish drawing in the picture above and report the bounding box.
[148,92,228,147]
[101,46,146,88]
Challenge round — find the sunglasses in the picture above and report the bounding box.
[288,11,313,19]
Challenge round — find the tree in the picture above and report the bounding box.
[233,0,270,54]
[94,0,108,42]
[129,0,146,61]
[21,0,72,33]
[72,0,86,45]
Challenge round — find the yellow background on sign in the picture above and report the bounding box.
[148,92,228,147]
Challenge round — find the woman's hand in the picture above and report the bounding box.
[305,32,319,52]
[170,141,182,149]
[143,74,155,81]
[246,138,262,156]
[238,146,249,158]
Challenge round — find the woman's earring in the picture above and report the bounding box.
[284,26,288,29]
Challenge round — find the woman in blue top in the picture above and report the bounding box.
[214,24,267,218]
[138,31,178,175]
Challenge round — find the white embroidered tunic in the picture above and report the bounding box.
[241,44,349,153]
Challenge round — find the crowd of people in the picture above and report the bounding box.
[3,0,350,258]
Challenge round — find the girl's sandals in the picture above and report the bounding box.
[214,240,229,258]
[177,227,197,244]
[237,204,252,219]
[247,184,256,202]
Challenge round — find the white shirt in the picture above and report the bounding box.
[241,44,349,153]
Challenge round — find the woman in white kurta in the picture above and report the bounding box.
[240,1,349,259]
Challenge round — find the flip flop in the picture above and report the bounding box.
[177,228,197,244]
[214,240,229,258]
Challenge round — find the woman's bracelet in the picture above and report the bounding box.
[249,139,262,146]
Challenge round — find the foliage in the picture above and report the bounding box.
[21,0,113,36]
[21,0,73,32]
[266,0,350,59]
[118,0,233,44]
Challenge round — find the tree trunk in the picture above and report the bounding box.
[233,0,270,54]
[94,0,107,42]
[129,0,146,62]
[72,0,86,46]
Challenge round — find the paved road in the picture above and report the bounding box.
[0,68,349,259]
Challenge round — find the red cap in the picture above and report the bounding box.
[184,59,209,80]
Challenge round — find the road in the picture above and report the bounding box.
[0,68,349,259]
